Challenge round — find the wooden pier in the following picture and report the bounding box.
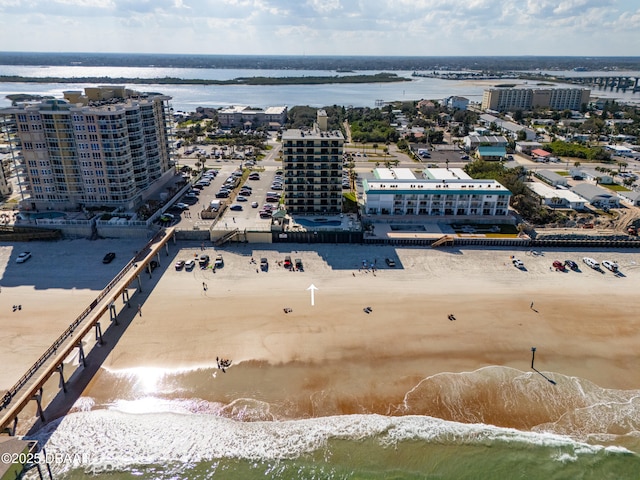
[0,228,175,436]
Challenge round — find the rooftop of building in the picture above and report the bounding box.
[525,182,585,202]
[282,127,344,140]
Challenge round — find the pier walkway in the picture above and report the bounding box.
[0,228,175,435]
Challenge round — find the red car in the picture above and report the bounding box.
[552,260,565,271]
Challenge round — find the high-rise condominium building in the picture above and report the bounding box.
[481,87,591,112]
[282,110,344,215]
[0,86,174,211]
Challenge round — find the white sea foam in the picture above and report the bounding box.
[29,408,634,476]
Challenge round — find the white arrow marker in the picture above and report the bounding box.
[307,284,318,306]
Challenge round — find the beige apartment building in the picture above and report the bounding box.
[282,110,343,215]
[217,105,287,130]
[0,86,174,211]
[482,87,590,112]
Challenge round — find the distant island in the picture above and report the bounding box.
[0,72,410,86]
[1,52,639,72]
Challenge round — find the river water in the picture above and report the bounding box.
[1,65,639,112]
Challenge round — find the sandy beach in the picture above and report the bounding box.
[3,243,640,396]
[89,245,640,387]
[4,240,640,478]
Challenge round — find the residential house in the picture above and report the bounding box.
[570,184,620,207]
[535,170,569,187]
[525,182,586,209]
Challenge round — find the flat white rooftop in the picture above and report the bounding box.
[374,168,416,180]
[525,182,585,203]
[425,168,471,180]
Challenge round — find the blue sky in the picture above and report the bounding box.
[1,0,639,56]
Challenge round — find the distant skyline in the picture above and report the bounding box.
[1,0,640,57]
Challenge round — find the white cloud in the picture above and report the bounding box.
[0,0,638,55]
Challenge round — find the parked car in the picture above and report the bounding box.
[175,202,189,210]
[16,252,31,263]
[175,260,185,270]
[564,260,578,271]
[295,258,303,271]
[512,258,525,269]
[552,260,565,271]
[229,204,243,211]
[259,210,273,219]
[385,258,396,267]
[460,154,470,160]
[582,257,600,270]
[248,173,260,180]
[215,254,224,268]
[102,252,116,264]
[602,260,619,273]
[284,256,292,269]
[236,195,248,202]
[199,254,209,267]
[215,191,230,198]
[185,259,196,270]
[260,257,268,271]
[251,201,259,208]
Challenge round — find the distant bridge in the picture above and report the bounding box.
[0,228,175,436]
[560,75,640,93]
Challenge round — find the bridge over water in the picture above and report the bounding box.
[0,227,176,436]
[560,75,640,93]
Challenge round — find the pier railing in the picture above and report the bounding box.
[0,229,169,418]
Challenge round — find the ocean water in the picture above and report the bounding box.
[26,365,640,479]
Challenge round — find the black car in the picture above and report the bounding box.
[103,252,116,264]
[385,258,396,267]
[564,259,579,271]
[215,191,230,198]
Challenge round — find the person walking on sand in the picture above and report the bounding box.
[530,301,534,309]
[137,304,142,317]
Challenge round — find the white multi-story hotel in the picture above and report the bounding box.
[363,168,511,217]
[0,86,174,210]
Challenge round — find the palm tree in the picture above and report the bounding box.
[574,161,581,169]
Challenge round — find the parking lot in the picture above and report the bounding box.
[163,162,285,233]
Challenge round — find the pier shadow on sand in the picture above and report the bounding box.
[22,267,163,441]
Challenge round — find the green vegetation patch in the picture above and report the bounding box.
[602,184,630,192]
[544,141,611,161]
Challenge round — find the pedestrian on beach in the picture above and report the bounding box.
[530,301,534,309]
[137,304,142,317]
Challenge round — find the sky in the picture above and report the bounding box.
[1,0,640,56]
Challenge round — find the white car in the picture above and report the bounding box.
[582,257,600,270]
[602,260,619,273]
[511,258,525,269]
[16,252,31,263]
